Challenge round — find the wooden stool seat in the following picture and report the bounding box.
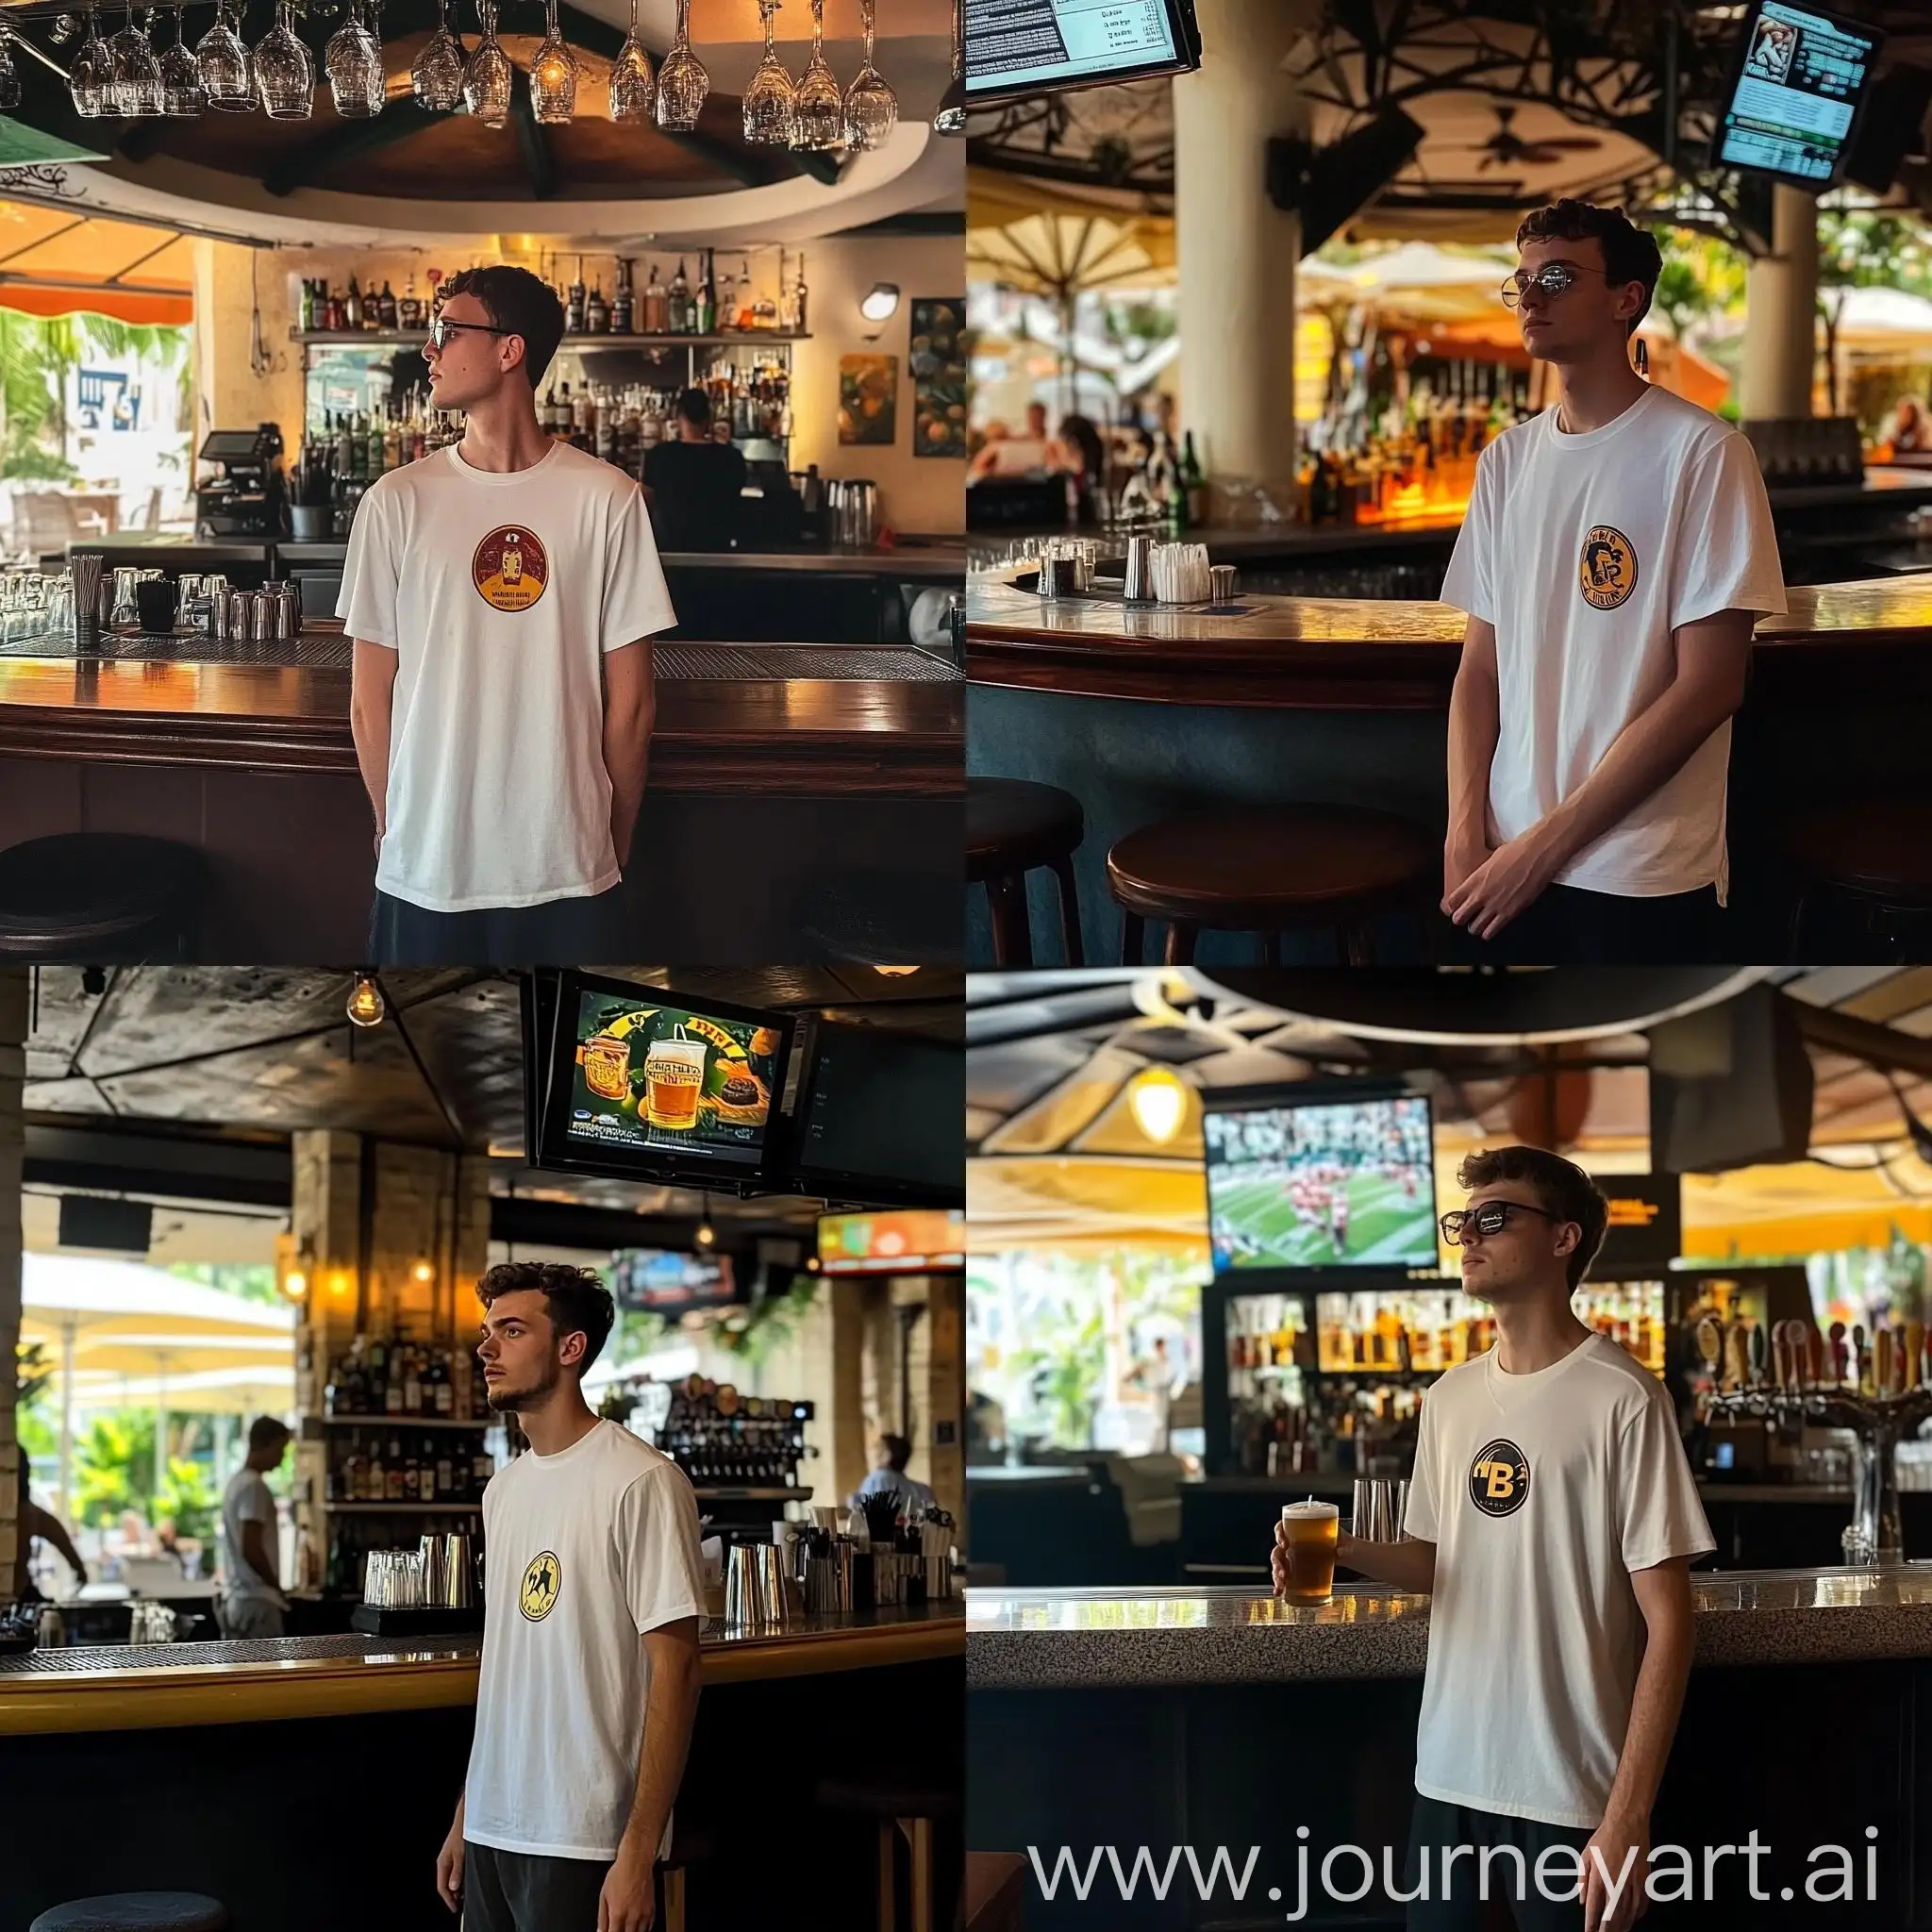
[966,777,1085,967]
[30,1897,229,1932]
[1107,804,1436,964]
[817,1772,958,1932]
[0,833,200,959]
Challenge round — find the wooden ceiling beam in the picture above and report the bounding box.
[262,99,441,196]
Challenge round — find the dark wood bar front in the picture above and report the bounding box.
[0,632,962,958]
[966,575,1932,962]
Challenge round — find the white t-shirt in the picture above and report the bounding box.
[1440,387,1787,900]
[220,1467,284,1606]
[338,441,677,914]
[1405,1333,1713,1829]
[465,1420,706,1861]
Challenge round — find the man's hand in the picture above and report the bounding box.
[1582,1810,1649,1932]
[434,1812,464,1915]
[598,1834,658,1932]
[1271,1518,1360,1595]
[1444,825,1563,941]
[1441,827,1491,911]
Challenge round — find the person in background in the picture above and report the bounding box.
[969,402,1053,479]
[1053,413,1108,520]
[11,1462,87,1603]
[641,387,747,553]
[1890,395,1928,454]
[342,264,674,965]
[220,1415,291,1639]
[847,1432,938,1518]
[438,1263,704,1932]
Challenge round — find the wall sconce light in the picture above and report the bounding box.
[1127,1066,1188,1145]
[282,1269,308,1302]
[412,1259,435,1283]
[859,281,901,323]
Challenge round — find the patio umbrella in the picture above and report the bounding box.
[19,1255,294,1518]
[0,199,193,326]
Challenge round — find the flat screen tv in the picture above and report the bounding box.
[818,1208,968,1275]
[965,0,1201,109]
[611,1249,741,1312]
[1203,1089,1437,1274]
[530,970,797,1190]
[786,1023,964,1207]
[1709,0,1882,186]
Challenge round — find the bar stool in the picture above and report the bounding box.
[0,832,201,960]
[30,1895,228,1931]
[1106,804,1437,965]
[964,1852,1028,1932]
[965,777,1084,966]
[658,1818,713,1932]
[1784,797,1932,956]
[816,1771,960,1932]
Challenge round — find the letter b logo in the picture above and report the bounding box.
[1467,1439,1531,1518]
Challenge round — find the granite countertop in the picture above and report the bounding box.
[967,1570,1932,1689]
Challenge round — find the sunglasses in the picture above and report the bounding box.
[1438,1201,1567,1245]
[1499,262,1611,309]
[425,316,519,353]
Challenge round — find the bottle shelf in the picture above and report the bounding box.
[319,1502,484,1514]
[321,1415,491,1430]
[292,330,810,348]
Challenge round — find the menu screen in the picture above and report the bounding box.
[612,1249,740,1312]
[1714,1,1879,183]
[819,1209,968,1274]
[566,991,783,1170]
[966,0,1191,99]
[1205,1093,1436,1273]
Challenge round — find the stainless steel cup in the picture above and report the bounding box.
[1123,536,1154,602]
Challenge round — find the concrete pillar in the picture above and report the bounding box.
[1740,184,1821,420]
[0,972,26,1606]
[1171,0,1309,490]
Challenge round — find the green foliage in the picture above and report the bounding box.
[1007,1303,1108,1449]
[165,1262,282,1308]
[73,1410,152,1528]
[713,1277,823,1374]
[15,1339,52,1411]
[0,309,192,486]
[155,1455,218,1542]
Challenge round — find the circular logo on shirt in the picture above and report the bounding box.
[1468,1439,1531,1518]
[1578,525,1639,609]
[473,525,549,613]
[519,1549,562,1621]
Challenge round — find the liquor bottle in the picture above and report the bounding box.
[542,384,558,437]
[555,382,571,439]
[1180,430,1206,525]
[670,259,691,334]
[366,1438,385,1500]
[586,280,608,335]
[433,1349,453,1417]
[610,258,634,336]
[642,261,668,335]
[403,1344,422,1415]
[714,261,734,335]
[377,279,397,329]
[398,271,423,333]
[298,278,316,333]
[791,253,808,333]
[344,274,364,330]
[567,258,587,334]
[382,412,400,475]
[366,410,384,480]
[696,250,715,334]
[595,392,616,462]
[574,383,594,450]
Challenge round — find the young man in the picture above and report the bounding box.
[220,1415,291,1639]
[1441,199,1787,962]
[1273,1147,1711,1931]
[640,387,747,551]
[341,265,674,965]
[846,1431,939,1517]
[437,1263,704,1932]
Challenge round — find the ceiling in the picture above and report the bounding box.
[22,964,962,1239]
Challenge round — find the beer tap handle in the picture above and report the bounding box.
[1806,1324,1824,1390]
[1830,1320,1848,1386]
[1749,1320,1767,1389]
[1695,1316,1723,1377]
[1724,1322,1750,1393]
[1771,1323,1791,1393]
[1877,1325,1894,1399]
[1913,1320,1928,1392]
[1853,1322,1868,1393]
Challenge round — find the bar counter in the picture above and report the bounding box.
[4,1606,963,1929]
[969,1576,1926,1928]
[966,573,1932,963]
[0,629,962,958]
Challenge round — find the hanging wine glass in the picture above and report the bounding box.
[461,0,510,127]
[528,0,576,125]
[158,6,205,114]
[741,0,794,146]
[606,0,652,124]
[932,0,964,134]
[325,0,385,116]
[70,9,112,115]
[0,25,18,112]
[254,0,314,119]
[791,0,841,150]
[118,7,168,115]
[410,0,465,111]
[842,0,895,151]
[653,0,706,131]
[195,1,254,111]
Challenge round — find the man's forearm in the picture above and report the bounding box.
[1445,661,1499,845]
[605,702,654,867]
[1337,1532,1436,1594]
[350,692,391,835]
[622,1646,700,1859]
[1605,1601,1693,1824]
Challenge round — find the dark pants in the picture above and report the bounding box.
[461,1841,610,1932]
[1456,882,1726,965]
[1404,1796,1595,1931]
[369,887,627,965]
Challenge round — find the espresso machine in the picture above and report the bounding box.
[195,424,289,538]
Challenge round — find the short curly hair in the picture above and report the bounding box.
[436,264,566,387]
[1516,198,1663,335]
[1456,1145,1609,1291]
[477,1261,615,1374]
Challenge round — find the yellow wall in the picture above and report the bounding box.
[192,225,966,535]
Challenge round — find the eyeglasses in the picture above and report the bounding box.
[1499,263,1610,309]
[425,316,515,353]
[1439,1201,1566,1245]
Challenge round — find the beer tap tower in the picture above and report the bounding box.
[1699,1314,1932,1566]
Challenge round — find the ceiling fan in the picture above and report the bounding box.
[1452,105,1607,171]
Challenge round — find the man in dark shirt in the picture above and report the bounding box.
[641,389,747,551]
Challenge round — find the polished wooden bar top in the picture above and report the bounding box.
[0,1602,964,1735]
[967,1570,1932,1688]
[967,575,1932,709]
[0,637,963,792]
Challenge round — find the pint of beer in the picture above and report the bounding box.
[643,1030,708,1132]
[581,1031,631,1104]
[1280,1499,1340,1605]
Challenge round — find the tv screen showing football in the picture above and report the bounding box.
[1204,1092,1437,1273]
